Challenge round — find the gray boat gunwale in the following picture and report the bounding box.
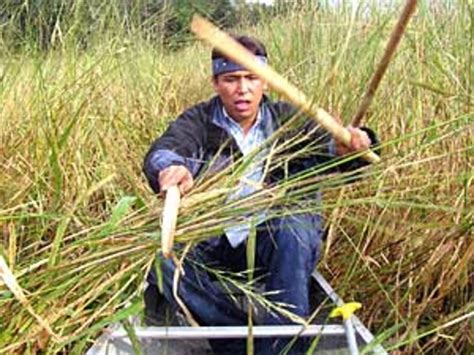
[88,271,387,354]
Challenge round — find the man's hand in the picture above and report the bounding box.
[159,165,194,195]
[336,126,371,156]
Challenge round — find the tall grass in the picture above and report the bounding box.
[0,0,472,353]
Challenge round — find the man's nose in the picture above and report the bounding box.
[237,78,250,93]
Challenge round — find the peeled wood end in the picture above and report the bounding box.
[161,186,181,259]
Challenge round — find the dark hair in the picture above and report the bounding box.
[211,35,267,60]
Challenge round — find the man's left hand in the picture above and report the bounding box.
[335,126,371,156]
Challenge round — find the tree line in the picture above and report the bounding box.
[0,0,316,51]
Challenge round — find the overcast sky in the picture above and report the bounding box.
[245,0,274,4]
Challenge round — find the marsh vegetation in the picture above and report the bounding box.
[0,0,472,353]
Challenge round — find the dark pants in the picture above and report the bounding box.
[146,212,322,354]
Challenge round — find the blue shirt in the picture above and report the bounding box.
[213,107,270,247]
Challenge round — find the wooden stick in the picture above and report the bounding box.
[191,15,380,164]
[351,0,418,127]
[161,185,181,258]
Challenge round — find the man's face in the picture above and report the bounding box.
[213,70,267,126]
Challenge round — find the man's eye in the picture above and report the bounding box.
[244,75,256,81]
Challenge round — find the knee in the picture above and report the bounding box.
[147,255,177,290]
[270,213,322,269]
[272,214,322,249]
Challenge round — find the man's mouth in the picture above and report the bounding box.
[234,100,250,111]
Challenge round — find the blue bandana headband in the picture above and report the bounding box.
[212,55,267,76]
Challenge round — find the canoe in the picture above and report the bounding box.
[88,271,387,354]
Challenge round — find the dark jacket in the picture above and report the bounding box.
[143,95,378,193]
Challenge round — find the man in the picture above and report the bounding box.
[143,35,377,354]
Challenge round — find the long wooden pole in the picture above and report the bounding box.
[162,13,401,256]
[351,0,418,127]
[190,15,381,164]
